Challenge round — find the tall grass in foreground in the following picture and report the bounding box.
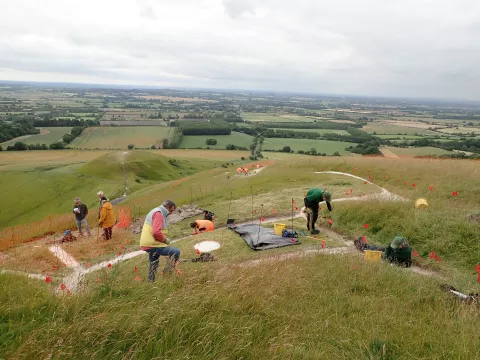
[1,255,479,359]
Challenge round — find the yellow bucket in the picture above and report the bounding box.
[415,198,429,209]
[274,223,287,236]
[364,250,383,262]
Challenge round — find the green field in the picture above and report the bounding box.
[363,123,440,136]
[376,134,425,139]
[437,127,480,134]
[180,132,253,149]
[263,138,350,154]
[1,127,72,146]
[384,146,454,156]
[241,112,316,122]
[70,126,173,149]
[276,128,349,135]
[180,133,350,155]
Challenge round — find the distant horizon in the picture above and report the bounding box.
[2,79,480,106]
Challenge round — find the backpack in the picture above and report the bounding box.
[282,229,298,238]
[203,210,215,221]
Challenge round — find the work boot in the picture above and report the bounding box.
[311,229,320,235]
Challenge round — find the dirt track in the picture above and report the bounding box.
[380,148,400,158]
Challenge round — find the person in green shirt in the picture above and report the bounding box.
[382,235,412,267]
[354,235,412,267]
[303,188,332,235]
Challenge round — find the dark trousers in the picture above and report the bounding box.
[145,246,181,282]
[306,207,319,230]
[103,227,113,240]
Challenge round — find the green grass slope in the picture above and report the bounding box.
[0,151,218,228]
[1,255,479,359]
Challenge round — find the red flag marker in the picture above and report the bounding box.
[328,219,333,225]
[253,209,257,213]
[292,199,295,204]
[291,238,295,243]
[364,181,367,184]
[60,283,66,291]
[45,276,52,283]
[67,290,72,296]
[428,186,434,191]
[260,217,265,222]
[295,206,299,211]
[429,251,441,262]
[345,192,349,196]
[133,275,142,281]
[196,249,201,255]
[363,224,369,229]
[404,182,407,185]
[134,266,138,272]
[452,191,459,196]
[96,277,100,282]
[412,184,416,187]
[413,250,419,257]
[476,264,480,273]
[118,252,122,256]
[272,209,276,213]
[361,236,367,243]
[350,189,353,193]
[321,241,325,249]
[120,245,125,250]
[52,266,57,271]
[107,263,112,269]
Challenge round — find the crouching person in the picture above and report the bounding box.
[383,235,412,267]
[140,200,181,282]
[355,234,412,267]
[190,219,215,235]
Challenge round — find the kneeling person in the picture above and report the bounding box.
[190,219,215,234]
[383,235,412,267]
[354,235,412,268]
[140,200,181,282]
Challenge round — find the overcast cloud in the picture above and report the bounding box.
[0,0,479,99]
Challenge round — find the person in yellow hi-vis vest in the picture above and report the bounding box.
[140,200,180,282]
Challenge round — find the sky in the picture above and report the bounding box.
[0,0,479,99]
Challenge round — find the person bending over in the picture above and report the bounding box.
[303,188,332,235]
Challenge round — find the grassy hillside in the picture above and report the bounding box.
[0,151,218,228]
[1,253,479,359]
[123,156,480,269]
[1,152,480,359]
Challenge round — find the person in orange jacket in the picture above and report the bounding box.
[98,197,116,240]
[190,219,215,234]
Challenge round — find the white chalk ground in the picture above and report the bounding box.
[5,171,440,293]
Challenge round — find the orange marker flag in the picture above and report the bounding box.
[133,275,142,281]
[134,266,138,272]
[413,250,419,257]
[363,224,369,229]
[45,276,52,283]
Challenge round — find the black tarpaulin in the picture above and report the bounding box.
[229,223,301,250]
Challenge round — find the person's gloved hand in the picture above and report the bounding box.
[164,238,171,245]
